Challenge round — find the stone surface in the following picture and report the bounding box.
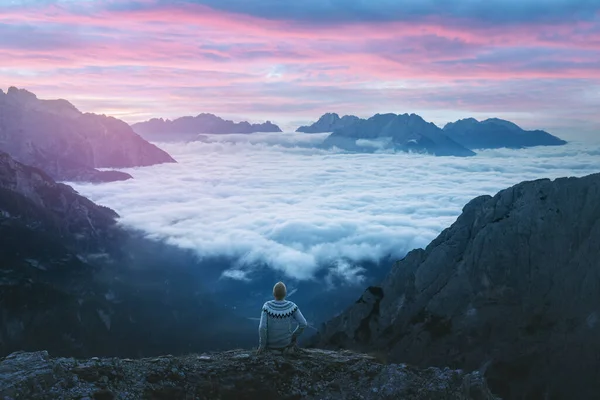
[296,113,360,133]
[443,117,566,149]
[321,113,476,156]
[0,87,175,182]
[0,349,497,399]
[313,172,600,399]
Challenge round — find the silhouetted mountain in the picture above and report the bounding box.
[131,114,282,141]
[443,117,567,149]
[321,113,476,156]
[312,172,600,399]
[0,87,175,182]
[0,152,254,359]
[296,113,361,133]
[0,350,496,399]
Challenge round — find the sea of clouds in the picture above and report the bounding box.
[70,132,600,283]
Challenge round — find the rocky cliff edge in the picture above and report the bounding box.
[0,349,497,400]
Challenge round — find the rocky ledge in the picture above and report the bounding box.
[0,349,496,400]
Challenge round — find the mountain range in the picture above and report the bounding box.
[300,113,567,155]
[0,87,567,181]
[131,114,282,140]
[311,172,600,399]
[0,87,175,182]
[1,88,597,399]
[296,112,360,133]
[321,113,477,157]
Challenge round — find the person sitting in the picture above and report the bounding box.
[257,281,307,354]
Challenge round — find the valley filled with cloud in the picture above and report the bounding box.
[70,133,600,286]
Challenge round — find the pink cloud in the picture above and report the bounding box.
[3,3,598,49]
[1,2,599,136]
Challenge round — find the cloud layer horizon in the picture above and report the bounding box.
[1,0,599,140]
[69,133,600,283]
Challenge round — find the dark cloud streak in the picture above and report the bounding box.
[178,0,600,25]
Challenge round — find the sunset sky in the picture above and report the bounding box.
[1,0,599,138]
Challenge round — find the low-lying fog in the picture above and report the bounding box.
[69,132,600,323]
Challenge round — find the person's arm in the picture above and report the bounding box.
[291,307,307,343]
[258,308,268,351]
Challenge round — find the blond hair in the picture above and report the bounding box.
[273,281,287,300]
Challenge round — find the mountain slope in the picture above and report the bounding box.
[0,87,175,182]
[322,113,476,156]
[297,112,361,133]
[0,151,254,358]
[443,118,567,149]
[132,114,282,140]
[0,151,119,248]
[312,172,600,399]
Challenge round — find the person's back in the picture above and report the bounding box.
[258,282,307,352]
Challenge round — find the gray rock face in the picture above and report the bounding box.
[296,112,361,133]
[132,114,282,140]
[0,349,497,399]
[0,87,175,182]
[443,118,567,149]
[313,173,600,399]
[321,113,476,156]
[0,151,118,248]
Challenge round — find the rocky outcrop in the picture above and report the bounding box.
[0,349,497,399]
[313,172,600,399]
[296,113,361,133]
[0,87,175,183]
[321,113,475,156]
[0,151,118,248]
[443,118,566,149]
[0,152,255,359]
[132,114,282,140]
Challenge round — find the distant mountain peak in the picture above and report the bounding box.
[481,118,522,131]
[132,113,282,137]
[443,117,566,149]
[0,86,175,182]
[297,112,360,133]
[320,112,475,156]
[7,86,38,103]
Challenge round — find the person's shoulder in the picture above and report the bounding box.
[262,301,270,310]
[287,301,299,310]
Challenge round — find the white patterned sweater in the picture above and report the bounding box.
[258,300,308,349]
